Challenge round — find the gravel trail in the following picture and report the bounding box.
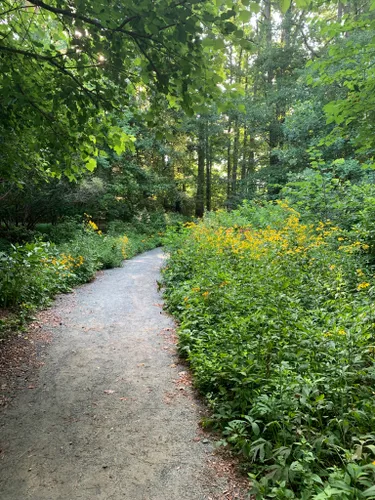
[0,249,228,500]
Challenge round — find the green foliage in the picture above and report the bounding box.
[0,0,252,181]
[282,160,375,226]
[163,202,375,499]
[307,17,375,155]
[0,241,71,311]
[0,210,183,337]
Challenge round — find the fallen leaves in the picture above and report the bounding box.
[0,309,54,407]
[174,370,192,388]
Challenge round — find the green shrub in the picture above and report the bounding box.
[47,217,83,243]
[0,211,184,338]
[0,241,72,310]
[163,202,375,499]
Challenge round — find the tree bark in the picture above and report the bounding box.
[226,119,232,199]
[241,126,248,181]
[195,125,205,218]
[205,122,211,211]
[231,119,240,195]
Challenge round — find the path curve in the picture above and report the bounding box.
[0,249,228,500]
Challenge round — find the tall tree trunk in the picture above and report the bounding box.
[226,119,232,199]
[337,1,344,20]
[264,0,278,167]
[241,126,248,181]
[241,54,249,184]
[195,126,205,218]
[231,120,240,195]
[248,137,256,175]
[205,125,211,212]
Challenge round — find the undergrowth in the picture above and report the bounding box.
[0,212,183,338]
[162,201,375,499]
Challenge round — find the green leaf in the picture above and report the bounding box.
[238,10,252,22]
[250,2,261,13]
[212,72,224,84]
[280,0,291,13]
[364,486,375,498]
[86,157,97,172]
[212,38,226,50]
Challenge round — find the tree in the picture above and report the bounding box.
[0,0,245,181]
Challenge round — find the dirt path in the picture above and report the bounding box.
[0,249,246,500]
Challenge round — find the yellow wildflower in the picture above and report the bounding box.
[357,282,370,291]
[88,220,99,231]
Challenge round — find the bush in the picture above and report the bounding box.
[163,201,375,499]
[0,211,186,338]
[0,241,72,310]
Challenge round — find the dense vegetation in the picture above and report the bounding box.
[163,198,375,499]
[2,0,375,496]
[0,212,182,336]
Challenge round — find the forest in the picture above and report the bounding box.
[1,0,375,498]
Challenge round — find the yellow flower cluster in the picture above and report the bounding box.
[182,203,373,297]
[119,235,129,258]
[88,220,99,231]
[185,209,335,262]
[84,213,101,234]
[338,240,369,254]
[60,254,85,270]
[357,282,370,291]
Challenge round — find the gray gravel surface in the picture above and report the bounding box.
[0,248,227,500]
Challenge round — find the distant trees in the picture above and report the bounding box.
[1,0,375,228]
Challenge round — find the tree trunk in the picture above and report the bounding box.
[231,120,240,195]
[248,137,256,175]
[226,119,232,199]
[195,126,205,218]
[241,126,248,181]
[337,1,344,20]
[205,129,211,212]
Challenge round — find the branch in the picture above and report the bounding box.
[300,28,320,58]
[133,38,161,80]
[116,15,140,30]
[27,0,104,29]
[0,45,102,104]
[0,187,13,201]
[27,0,153,40]
[0,4,33,17]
